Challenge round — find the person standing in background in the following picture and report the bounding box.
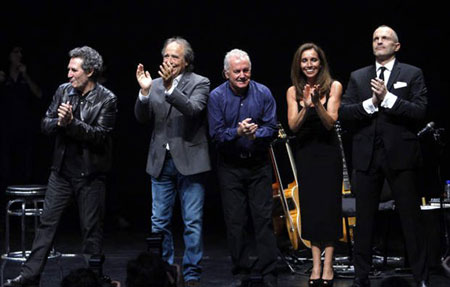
[0,44,42,191]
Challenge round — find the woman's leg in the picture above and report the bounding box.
[310,242,322,279]
[322,244,335,280]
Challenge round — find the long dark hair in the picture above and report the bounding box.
[290,43,333,101]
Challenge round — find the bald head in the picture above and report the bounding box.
[372,25,401,64]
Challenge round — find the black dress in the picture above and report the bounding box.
[294,97,343,242]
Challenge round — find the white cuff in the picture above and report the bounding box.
[138,90,150,103]
[380,92,397,109]
[165,85,176,96]
[363,98,378,114]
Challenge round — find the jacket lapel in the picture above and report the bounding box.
[164,73,191,119]
[176,72,190,92]
[387,60,400,91]
[154,82,170,118]
[369,65,377,80]
[363,66,377,100]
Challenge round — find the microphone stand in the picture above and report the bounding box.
[432,127,450,260]
[425,126,450,260]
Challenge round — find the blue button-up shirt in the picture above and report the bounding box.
[208,80,277,158]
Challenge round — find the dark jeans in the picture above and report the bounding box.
[21,171,105,279]
[217,156,278,276]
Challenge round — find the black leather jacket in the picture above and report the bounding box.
[41,82,118,177]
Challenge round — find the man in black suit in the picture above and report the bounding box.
[339,25,429,287]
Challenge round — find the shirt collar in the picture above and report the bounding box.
[72,83,98,104]
[226,80,252,98]
[174,73,183,84]
[376,58,395,72]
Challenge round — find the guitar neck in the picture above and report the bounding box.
[342,166,351,192]
[335,121,352,193]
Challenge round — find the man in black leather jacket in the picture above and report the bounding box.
[5,46,118,287]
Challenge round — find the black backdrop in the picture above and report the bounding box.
[1,0,448,232]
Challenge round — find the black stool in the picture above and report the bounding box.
[1,185,61,286]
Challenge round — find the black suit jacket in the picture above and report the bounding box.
[339,60,427,171]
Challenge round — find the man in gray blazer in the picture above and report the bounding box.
[135,37,210,287]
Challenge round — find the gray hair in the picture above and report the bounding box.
[223,49,251,72]
[69,46,103,80]
[161,37,195,72]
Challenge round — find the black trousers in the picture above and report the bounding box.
[21,171,105,279]
[353,146,428,282]
[217,156,278,276]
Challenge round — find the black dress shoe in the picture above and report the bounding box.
[4,275,40,287]
[351,277,370,287]
[417,280,429,287]
[308,278,321,287]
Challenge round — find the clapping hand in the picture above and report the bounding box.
[371,78,387,105]
[302,84,320,107]
[18,63,27,74]
[158,61,175,90]
[238,118,258,140]
[310,84,321,104]
[57,101,73,127]
[136,64,153,96]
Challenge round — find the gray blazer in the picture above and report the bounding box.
[135,72,211,177]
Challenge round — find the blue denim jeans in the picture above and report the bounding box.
[151,157,205,281]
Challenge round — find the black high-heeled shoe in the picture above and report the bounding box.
[322,278,334,287]
[308,278,322,287]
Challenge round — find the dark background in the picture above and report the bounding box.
[1,0,448,233]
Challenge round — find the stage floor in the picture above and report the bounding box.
[2,223,450,287]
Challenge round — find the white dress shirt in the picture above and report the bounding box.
[362,58,398,114]
[138,74,183,150]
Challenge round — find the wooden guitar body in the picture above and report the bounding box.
[270,123,311,250]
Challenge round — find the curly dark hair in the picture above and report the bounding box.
[69,46,103,81]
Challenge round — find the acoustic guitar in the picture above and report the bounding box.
[335,121,356,243]
[270,123,311,249]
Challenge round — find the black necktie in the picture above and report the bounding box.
[378,66,386,81]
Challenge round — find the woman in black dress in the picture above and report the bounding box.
[286,43,342,287]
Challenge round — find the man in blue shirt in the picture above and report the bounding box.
[208,49,278,287]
